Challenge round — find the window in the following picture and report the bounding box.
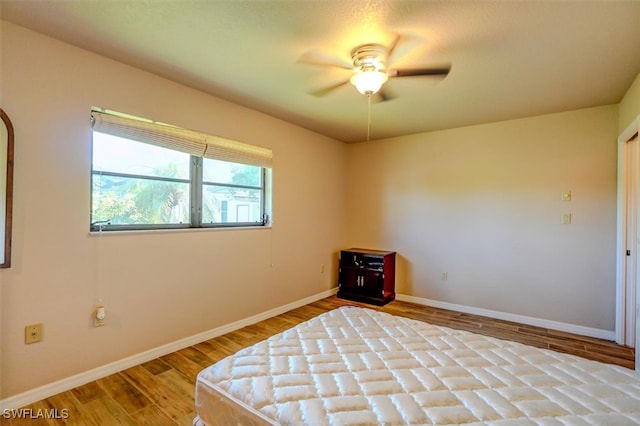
[90,109,271,231]
[200,158,264,225]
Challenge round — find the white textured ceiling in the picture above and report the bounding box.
[2,1,640,143]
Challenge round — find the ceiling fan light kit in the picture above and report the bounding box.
[350,70,388,95]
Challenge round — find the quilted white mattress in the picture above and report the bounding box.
[195,307,640,425]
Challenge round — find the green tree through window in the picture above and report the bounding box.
[91,131,266,231]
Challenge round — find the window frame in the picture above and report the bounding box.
[192,156,267,229]
[89,110,271,232]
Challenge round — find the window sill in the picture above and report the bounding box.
[88,225,272,237]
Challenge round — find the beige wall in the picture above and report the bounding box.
[0,19,631,401]
[0,22,346,397]
[346,106,618,330]
[619,72,640,133]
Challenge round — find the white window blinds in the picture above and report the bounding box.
[91,110,272,168]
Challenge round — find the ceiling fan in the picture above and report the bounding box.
[301,35,451,101]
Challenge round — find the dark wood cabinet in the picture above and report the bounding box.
[337,248,396,305]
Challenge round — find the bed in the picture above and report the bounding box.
[194,306,640,425]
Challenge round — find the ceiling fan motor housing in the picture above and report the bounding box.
[351,44,387,72]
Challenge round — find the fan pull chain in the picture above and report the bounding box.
[367,93,372,142]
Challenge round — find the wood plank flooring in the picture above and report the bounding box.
[6,296,635,425]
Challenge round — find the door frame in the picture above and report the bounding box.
[615,115,640,367]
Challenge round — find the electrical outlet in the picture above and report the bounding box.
[441,272,448,281]
[25,323,43,344]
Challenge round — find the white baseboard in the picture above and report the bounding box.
[395,293,616,341]
[3,288,615,410]
[0,287,339,411]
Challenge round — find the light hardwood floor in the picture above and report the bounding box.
[6,296,635,425]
